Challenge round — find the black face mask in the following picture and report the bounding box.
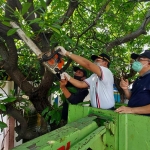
[74,75,83,81]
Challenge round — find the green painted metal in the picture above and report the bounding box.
[12,115,102,150]
[71,126,106,150]
[68,105,118,150]
[12,105,150,150]
[118,114,150,150]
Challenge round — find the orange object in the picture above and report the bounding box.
[47,54,64,69]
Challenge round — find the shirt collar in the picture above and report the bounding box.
[140,70,150,77]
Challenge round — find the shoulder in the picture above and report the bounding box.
[100,66,111,72]
[100,66,113,76]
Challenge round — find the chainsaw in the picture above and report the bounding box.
[10,22,64,80]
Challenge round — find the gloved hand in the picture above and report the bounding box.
[60,72,71,80]
[55,46,67,56]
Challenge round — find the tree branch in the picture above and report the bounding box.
[6,104,28,142]
[128,0,150,2]
[0,41,9,61]
[23,0,41,31]
[58,0,79,26]
[106,9,150,51]
[46,0,53,6]
[5,0,22,21]
[78,0,111,39]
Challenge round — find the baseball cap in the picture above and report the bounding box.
[91,53,110,63]
[131,50,150,60]
[73,66,87,77]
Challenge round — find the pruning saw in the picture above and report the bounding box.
[10,21,64,80]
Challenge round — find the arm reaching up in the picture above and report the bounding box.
[56,46,102,77]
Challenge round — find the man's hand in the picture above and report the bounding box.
[60,72,71,80]
[115,106,133,114]
[60,79,68,88]
[120,77,129,90]
[55,46,67,56]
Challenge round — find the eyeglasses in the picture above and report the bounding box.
[136,57,150,62]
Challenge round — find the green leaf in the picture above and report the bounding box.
[40,0,46,10]
[0,104,6,111]
[0,81,6,88]
[68,87,77,93]
[41,106,49,116]
[2,21,11,27]
[28,18,41,25]
[2,97,16,103]
[22,3,31,16]
[45,114,50,121]
[7,28,18,36]
[47,110,55,116]
[60,94,66,102]
[48,85,60,96]
[50,118,55,124]
[0,121,7,130]
[49,26,60,35]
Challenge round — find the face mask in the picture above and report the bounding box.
[74,75,83,81]
[132,61,146,72]
[94,62,101,66]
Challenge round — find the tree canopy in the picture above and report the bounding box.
[0,0,150,142]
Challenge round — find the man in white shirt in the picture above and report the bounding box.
[58,46,115,110]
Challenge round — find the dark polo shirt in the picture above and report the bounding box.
[128,70,150,108]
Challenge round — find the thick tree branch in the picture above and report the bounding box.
[141,9,150,28]
[6,104,28,142]
[59,0,79,26]
[5,0,22,21]
[23,0,41,31]
[0,37,34,96]
[4,37,18,67]
[106,9,150,51]
[46,0,53,6]
[0,42,9,61]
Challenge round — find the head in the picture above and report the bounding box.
[131,50,150,74]
[73,66,87,81]
[91,53,110,68]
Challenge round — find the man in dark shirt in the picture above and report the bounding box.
[115,50,150,115]
[60,67,89,121]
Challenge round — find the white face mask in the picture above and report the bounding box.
[94,61,101,66]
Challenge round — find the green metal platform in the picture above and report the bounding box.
[12,105,150,150]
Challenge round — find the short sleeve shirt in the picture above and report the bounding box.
[84,66,115,109]
[128,72,150,107]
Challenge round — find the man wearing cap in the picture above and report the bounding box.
[115,50,150,115]
[57,46,115,110]
[60,66,89,121]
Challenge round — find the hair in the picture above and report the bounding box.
[103,60,110,68]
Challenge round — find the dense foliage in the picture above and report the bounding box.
[0,0,150,142]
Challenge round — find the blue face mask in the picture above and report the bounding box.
[132,61,143,72]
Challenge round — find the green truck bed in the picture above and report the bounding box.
[12,105,150,150]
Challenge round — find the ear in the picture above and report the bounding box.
[104,61,108,67]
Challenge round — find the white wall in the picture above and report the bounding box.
[0,81,22,150]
